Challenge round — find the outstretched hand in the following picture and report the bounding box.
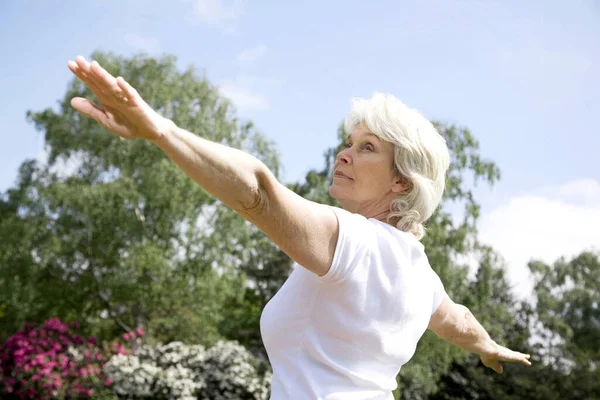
[67,56,169,141]
[480,343,531,374]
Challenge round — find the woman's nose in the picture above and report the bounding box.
[337,148,351,164]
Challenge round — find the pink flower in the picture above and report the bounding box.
[14,355,27,366]
[135,327,145,337]
[44,318,68,333]
[104,377,113,386]
[59,355,69,369]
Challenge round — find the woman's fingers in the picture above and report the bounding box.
[71,56,125,105]
[74,56,92,74]
[68,59,105,97]
[489,361,503,374]
[70,97,109,126]
[482,358,503,374]
[521,354,532,366]
[90,60,121,96]
[74,56,104,91]
[481,348,532,374]
[506,350,531,365]
[116,76,139,102]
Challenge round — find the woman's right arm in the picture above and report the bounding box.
[67,56,341,278]
[153,123,342,277]
[427,294,532,374]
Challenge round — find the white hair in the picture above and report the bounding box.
[344,92,450,240]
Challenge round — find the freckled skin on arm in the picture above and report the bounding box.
[428,294,531,374]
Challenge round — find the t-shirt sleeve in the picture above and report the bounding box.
[428,265,446,315]
[318,207,375,283]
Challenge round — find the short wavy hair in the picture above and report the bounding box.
[344,92,450,239]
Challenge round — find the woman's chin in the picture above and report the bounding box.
[329,184,346,202]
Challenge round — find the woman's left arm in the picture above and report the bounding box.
[428,294,532,374]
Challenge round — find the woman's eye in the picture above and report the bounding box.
[344,142,352,148]
[364,144,374,151]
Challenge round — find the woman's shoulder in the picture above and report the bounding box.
[328,206,427,258]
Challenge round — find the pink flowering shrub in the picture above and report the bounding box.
[0,318,141,399]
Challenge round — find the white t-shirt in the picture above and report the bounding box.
[260,207,446,400]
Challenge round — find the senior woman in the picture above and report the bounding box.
[67,56,531,399]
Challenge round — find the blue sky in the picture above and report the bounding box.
[1,0,599,296]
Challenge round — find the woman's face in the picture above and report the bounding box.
[329,125,406,216]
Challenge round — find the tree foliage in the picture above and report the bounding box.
[0,50,281,346]
[430,251,600,400]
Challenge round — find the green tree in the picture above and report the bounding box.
[431,251,600,400]
[430,249,540,400]
[529,251,600,399]
[0,163,59,338]
[0,50,281,345]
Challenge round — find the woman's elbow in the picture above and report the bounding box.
[237,166,273,215]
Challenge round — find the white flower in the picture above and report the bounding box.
[103,340,271,399]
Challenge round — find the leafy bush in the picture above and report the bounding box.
[103,340,271,400]
[1,319,270,399]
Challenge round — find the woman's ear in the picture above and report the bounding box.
[392,175,411,194]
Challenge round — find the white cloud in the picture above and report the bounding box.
[477,178,600,300]
[237,44,268,66]
[218,74,281,112]
[219,82,269,111]
[124,33,161,53]
[538,178,600,207]
[187,0,244,30]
